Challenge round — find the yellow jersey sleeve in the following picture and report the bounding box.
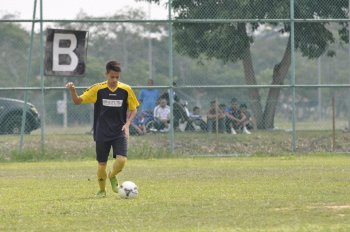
[118,82,139,110]
[126,85,140,111]
[79,82,106,104]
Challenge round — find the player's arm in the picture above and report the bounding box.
[125,109,138,127]
[65,82,83,105]
[123,109,138,139]
[124,86,140,135]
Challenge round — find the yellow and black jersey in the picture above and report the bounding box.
[80,81,139,142]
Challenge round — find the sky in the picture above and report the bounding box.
[1,0,168,20]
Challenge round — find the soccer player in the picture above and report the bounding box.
[65,61,139,197]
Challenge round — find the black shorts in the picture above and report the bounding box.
[95,137,128,163]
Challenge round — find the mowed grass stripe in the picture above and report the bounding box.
[0,156,349,231]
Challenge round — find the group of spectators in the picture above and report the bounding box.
[206,98,254,134]
[131,79,255,135]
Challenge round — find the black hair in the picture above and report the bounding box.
[193,106,200,111]
[231,97,238,103]
[106,61,121,73]
[240,103,247,108]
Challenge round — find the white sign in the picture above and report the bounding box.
[52,33,79,72]
[44,29,88,77]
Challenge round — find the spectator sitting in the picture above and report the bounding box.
[160,82,188,130]
[207,100,225,133]
[130,112,147,135]
[224,98,251,134]
[188,106,207,131]
[151,98,171,132]
[239,103,256,132]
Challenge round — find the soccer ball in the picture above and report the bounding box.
[118,181,138,199]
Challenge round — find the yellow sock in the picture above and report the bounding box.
[97,164,107,192]
[109,156,127,178]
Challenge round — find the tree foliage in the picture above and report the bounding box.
[140,0,349,128]
[1,3,350,126]
[0,19,29,89]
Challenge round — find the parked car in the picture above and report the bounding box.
[0,97,41,134]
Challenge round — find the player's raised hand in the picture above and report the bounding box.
[65,82,82,105]
[65,82,75,90]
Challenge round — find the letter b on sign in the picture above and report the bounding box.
[45,29,88,77]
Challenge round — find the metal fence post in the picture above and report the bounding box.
[168,0,174,153]
[19,0,37,152]
[290,0,297,152]
[39,0,46,154]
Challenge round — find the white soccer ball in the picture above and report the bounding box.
[118,181,138,199]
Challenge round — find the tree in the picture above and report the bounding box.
[138,0,348,128]
[0,16,29,89]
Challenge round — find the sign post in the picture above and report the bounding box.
[45,29,88,128]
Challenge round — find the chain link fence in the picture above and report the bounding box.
[1,0,350,158]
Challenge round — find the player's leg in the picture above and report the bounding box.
[96,162,107,197]
[95,141,111,197]
[109,155,127,192]
[109,137,128,193]
[110,155,127,176]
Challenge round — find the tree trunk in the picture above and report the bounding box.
[263,36,291,129]
[241,43,264,128]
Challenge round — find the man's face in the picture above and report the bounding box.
[231,102,238,109]
[106,70,120,85]
[147,79,154,86]
[160,99,167,107]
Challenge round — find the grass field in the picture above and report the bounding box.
[1,155,349,231]
[1,128,350,161]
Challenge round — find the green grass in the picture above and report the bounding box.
[1,155,350,231]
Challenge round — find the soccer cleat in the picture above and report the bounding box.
[149,127,158,132]
[96,190,106,198]
[109,172,119,193]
